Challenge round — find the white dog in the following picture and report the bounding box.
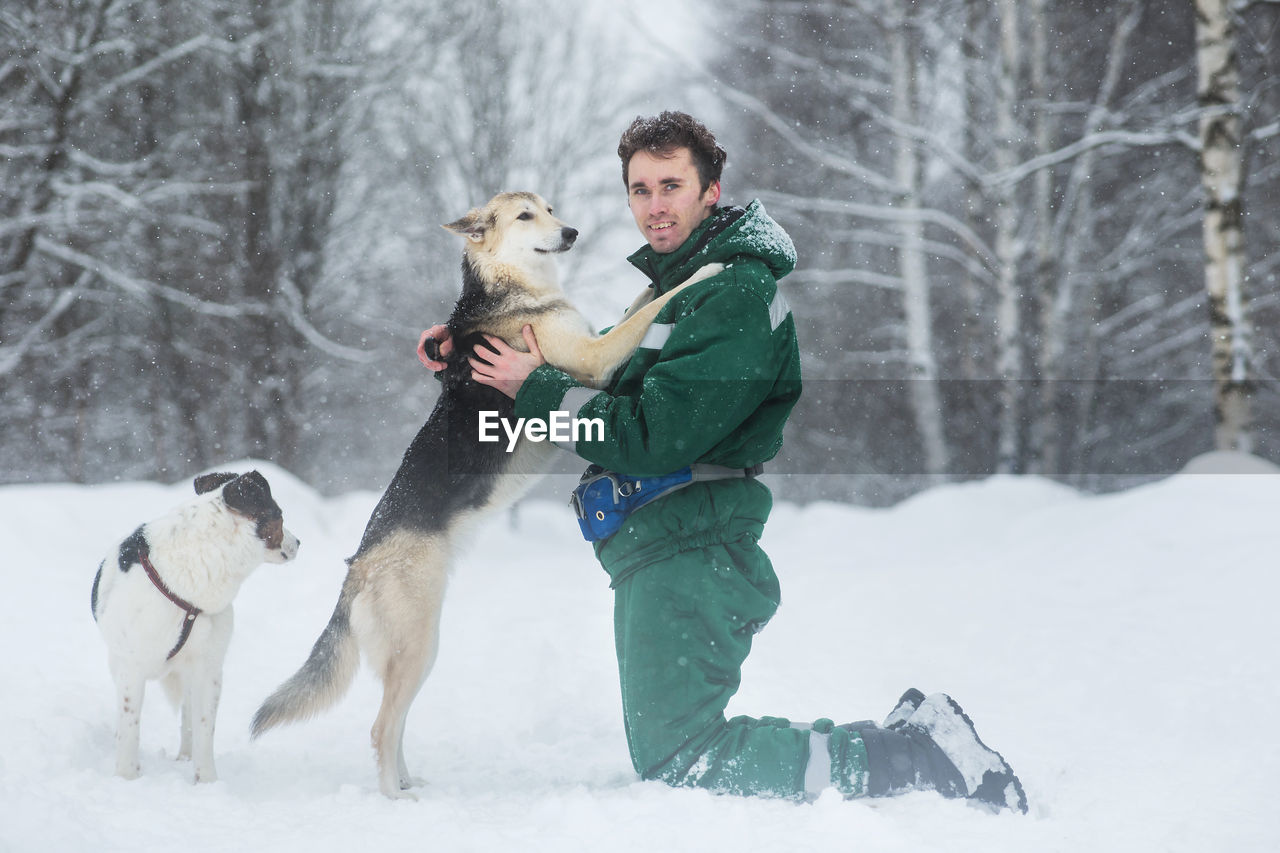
[91,470,300,783]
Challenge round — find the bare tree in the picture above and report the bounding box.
[990,0,1025,473]
[887,4,949,476]
[1195,0,1254,451]
[0,0,240,480]
[0,0,367,484]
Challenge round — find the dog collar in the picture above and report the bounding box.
[139,548,203,660]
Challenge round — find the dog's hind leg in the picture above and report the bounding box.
[396,715,424,791]
[372,594,443,798]
[347,530,449,798]
[370,631,438,799]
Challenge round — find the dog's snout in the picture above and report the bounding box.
[562,227,579,245]
[265,528,301,564]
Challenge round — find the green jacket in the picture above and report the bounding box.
[515,200,802,582]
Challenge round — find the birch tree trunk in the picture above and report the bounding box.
[889,8,950,477]
[1028,0,1056,475]
[959,0,987,386]
[993,0,1024,473]
[1194,0,1253,452]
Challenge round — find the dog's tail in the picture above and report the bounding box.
[251,572,361,738]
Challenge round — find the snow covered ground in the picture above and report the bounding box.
[2,453,1277,852]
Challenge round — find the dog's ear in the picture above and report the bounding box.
[222,470,282,521]
[443,208,489,243]
[194,472,238,495]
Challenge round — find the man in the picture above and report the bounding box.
[419,111,1026,811]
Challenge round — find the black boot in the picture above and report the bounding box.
[845,692,1028,814]
[848,722,967,798]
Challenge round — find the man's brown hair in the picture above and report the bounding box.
[617,111,727,192]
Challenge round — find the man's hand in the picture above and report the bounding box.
[418,325,451,371]
[469,325,545,400]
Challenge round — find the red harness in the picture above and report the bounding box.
[139,549,202,660]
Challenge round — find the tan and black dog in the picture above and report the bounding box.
[252,192,719,798]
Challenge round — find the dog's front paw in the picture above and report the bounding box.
[115,762,140,780]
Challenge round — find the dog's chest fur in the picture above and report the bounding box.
[448,256,580,341]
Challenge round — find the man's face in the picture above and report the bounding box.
[627,147,721,254]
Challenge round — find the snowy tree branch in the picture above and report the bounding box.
[274,274,381,364]
[988,129,1198,190]
[1252,121,1280,141]
[34,237,264,319]
[31,237,382,364]
[0,271,90,378]
[789,267,902,291]
[758,190,998,268]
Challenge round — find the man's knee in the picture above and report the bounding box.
[626,713,812,796]
[623,711,719,786]
[620,691,721,781]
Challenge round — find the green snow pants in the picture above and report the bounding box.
[609,529,869,798]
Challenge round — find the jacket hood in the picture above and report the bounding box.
[627,199,797,293]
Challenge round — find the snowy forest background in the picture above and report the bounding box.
[3,0,1278,504]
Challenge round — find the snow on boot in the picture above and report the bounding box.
[883,687,926,730]
[904,693,1028,814]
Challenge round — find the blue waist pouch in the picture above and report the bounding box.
[569,463,762,542]
[569,465,694,542]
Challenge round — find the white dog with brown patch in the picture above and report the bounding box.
[90,470,300,783]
